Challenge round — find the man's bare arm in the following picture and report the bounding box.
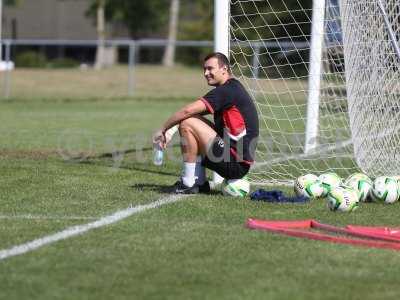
[153,99,208,148]
[161,99,208,133]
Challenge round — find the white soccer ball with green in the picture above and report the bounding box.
[371,176,399,204]
[222,178,250,197]
[294,174,324,198]
[344,173,373,202]
[327,185,359,212]
[319,172,342,195]
[391,175,400,193]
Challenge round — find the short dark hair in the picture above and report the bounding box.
[204,52,231,74]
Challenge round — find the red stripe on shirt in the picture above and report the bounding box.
[200,98,214,114]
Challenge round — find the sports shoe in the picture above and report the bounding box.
[170,180,211,194]
[170,180,200,194]
[198,181,211,194]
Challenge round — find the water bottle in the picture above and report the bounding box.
[153,143,164,166]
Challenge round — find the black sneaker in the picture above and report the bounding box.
[198,181,211,194]
[170,180,200,194]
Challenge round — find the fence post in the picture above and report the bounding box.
[252,43,260,79]
[3,40,11,99]
[128,41,136,96]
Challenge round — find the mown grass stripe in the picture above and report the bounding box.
[0,194,188,261]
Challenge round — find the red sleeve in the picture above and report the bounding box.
[200,97,214,114]
[202,86,232,113]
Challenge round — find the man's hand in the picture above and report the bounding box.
[152,129,166,149]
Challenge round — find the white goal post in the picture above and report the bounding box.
[211,0,230,186]
[215,0,400,185]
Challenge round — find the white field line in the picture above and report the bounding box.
[0,194,187,261]
[0,214,97,220]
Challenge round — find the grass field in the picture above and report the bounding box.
[2,65,209,99]
[2,67,400,300]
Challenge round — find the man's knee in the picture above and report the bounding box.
[179,116,204,132]
[179,117,217,152]
[179,117,196,133]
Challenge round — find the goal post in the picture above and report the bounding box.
[211,0,230,186]
[214,0,230,57]
[304,0,325,154]
[222,0,400,184]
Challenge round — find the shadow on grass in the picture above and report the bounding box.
[76,159,179,177]
[89,146,153,159]
[130,183,222,196]
[67,145,181,177]
[130,183,175,193]
[86,144,181,159]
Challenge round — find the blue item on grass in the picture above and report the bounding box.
[250,189,309,203]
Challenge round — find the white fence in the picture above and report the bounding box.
[0,39,308,99]
[0,39,215,98]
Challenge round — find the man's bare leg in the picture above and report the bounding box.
[179,116,216,160]
[177,116,217,189]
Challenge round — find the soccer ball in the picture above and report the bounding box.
[304,181,325,198]
[391,175,400,193]
[327,185,359,212]
[319,172,342,195]
[294,174,323,198]
[371,176,399,204]
[344,173,373,202]
[222,178,250,197]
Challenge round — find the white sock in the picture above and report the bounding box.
[182,162,196,187]
[195,156,206,185]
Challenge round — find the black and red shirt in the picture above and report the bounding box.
[201,78,259,164]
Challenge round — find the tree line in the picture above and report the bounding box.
[3,0,313,68]
[87,0,214,68]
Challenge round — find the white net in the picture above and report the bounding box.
[341,0,400,177]
[229,0,400,184]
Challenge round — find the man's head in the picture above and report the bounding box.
[203,52,232,86]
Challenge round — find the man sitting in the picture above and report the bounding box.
[153,52,259,194]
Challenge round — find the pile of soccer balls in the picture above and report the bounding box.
[295,172,400,212]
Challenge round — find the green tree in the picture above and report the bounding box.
[230,0,313,41]
[177,0,213,65]
[93,0,106,69]
[87,0,169,39]
[179,0,213,41]
[1,0,22,61]
[4,0,21,5]
[162,0,180,67]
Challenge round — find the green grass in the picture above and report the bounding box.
[1,68,400,300]
[2,65,209,99]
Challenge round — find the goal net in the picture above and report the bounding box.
[229,0,400,185]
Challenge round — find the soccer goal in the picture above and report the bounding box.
[217,0,400,185]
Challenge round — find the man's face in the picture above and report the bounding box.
[203,57,228,86]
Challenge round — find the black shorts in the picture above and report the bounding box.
[202,137,250,180]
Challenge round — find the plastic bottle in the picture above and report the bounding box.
[152,125,178,166]
[153,143,164,166]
